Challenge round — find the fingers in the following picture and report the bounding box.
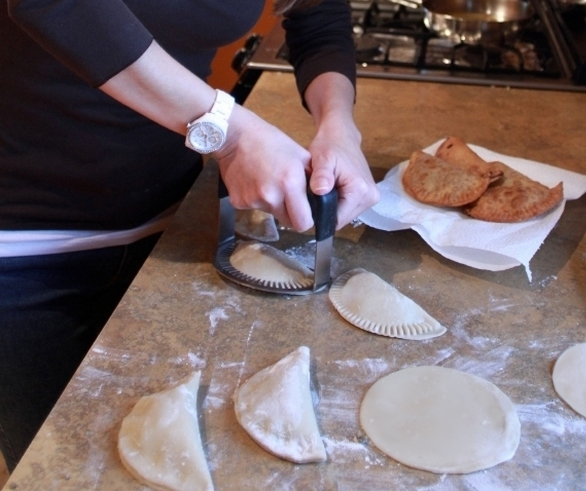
[284,187,313,232]
[219,156,313,232]
[335,177,380,229]
[215,107,316,231]
[214,105,379,232]
[308,166,335,196]
[308,144,380,230]
[237,182,313,232]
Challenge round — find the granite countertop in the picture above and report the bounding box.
[4,73,586,490]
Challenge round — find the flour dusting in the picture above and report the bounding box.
[206,307,229,334]
[517,401,586,438]
[284,242,315,270]
[322,436,381,466]
[284,240,347,277]
[187,352,206,367]
[332,357,392,383]
[166,351,206,369]
[450,345,516,379]
[191,277,216,297]
[205,361,245,410]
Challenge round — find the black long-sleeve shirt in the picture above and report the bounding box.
[0,0,355,231]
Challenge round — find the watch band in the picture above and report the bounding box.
[184,89,235,154]
[209,89,235,122]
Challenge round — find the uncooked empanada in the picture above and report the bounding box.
[329,268,446,340]
[233,346,327,464]
[229,240,313,289]
[118,371,214,491]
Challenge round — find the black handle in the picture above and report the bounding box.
[307,186,338,241]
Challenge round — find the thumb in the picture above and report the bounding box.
[309,168,335,196]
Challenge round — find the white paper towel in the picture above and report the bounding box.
[359,140,586,281]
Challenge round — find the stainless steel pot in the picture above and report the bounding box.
[422,0,535,45]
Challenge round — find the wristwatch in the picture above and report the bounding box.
[185,89,235,154]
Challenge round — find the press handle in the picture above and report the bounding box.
[307,186,338,241]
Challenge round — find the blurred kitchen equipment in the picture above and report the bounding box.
[422,0,535,44]
[231,0,586,95]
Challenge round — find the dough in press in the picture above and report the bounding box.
[552,342,586,417]
[229,240,313,289]
[235,209,279,242]
[360,366,520,474]
[233,346,327,463]
[118,371,214,491]
[329,268,446,340]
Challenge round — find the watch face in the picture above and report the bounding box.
[187,122,225,153]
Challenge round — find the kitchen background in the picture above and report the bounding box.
[241,0,586,92]
[208,1,276,92]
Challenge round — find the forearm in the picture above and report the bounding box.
[303,71,378,226]
[100,39,314,231]
[99,41,217,135]
[304,72,361,142]
[284,0,356,100]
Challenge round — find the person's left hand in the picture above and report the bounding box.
[306,119,380,229]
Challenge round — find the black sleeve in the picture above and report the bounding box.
[282,0,356,104]
[7,0,153,87]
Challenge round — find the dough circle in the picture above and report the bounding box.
[360,366,520,474]
[552,342,586,417]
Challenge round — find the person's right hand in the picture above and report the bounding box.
[97,41,320,232]
[214,104,315,232]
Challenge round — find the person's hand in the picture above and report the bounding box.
[214,104,315,232]
[307,118,380,229]
[301,72,380,229]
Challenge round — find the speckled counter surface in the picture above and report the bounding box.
[4,74,586,490]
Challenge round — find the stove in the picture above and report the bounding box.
[232,0,586,101]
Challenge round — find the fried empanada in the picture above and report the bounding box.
[463,162,564,222]
[402,150,491,207]
[436,136,503,182]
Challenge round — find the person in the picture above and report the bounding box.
[0,0,379,472]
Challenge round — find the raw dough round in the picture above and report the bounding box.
[360,366,520,474]
[552,342,586,417]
